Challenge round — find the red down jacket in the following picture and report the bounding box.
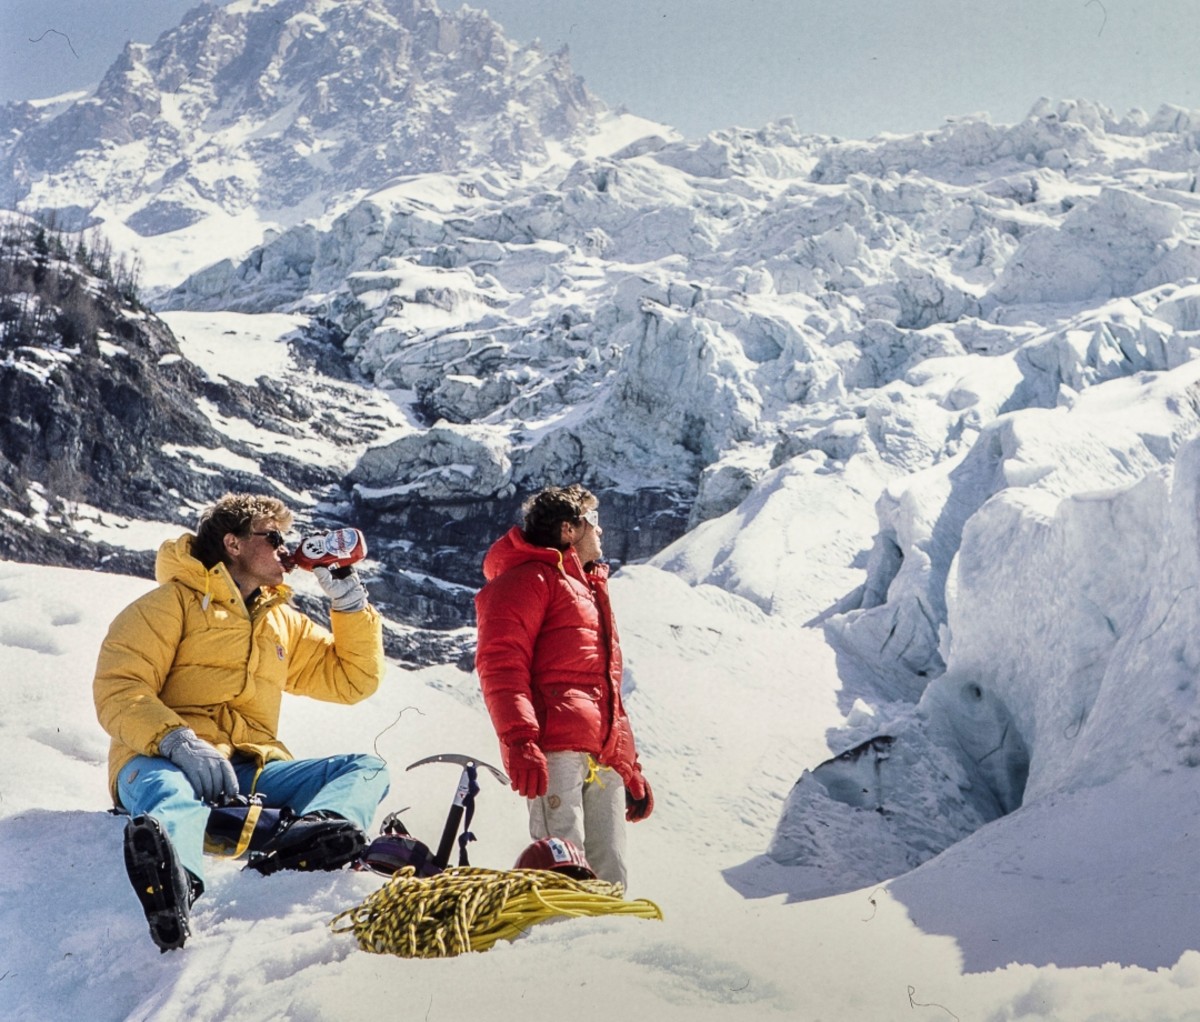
[474,526,640,786]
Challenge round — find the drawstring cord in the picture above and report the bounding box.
[584,755,610,788]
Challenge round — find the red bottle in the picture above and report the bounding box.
[284,528,367,571]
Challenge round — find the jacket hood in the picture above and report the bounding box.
[482,526,563,582]
[155,533,211,589]
[482,526,608,584]
[154,533,292,605]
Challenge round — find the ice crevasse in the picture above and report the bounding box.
[769,358,1200,891]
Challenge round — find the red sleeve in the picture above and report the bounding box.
[474,563,550,745]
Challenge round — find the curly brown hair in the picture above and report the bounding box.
[521,484,598,548]
[192,492,294,569]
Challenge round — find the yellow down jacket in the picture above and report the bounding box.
[94,534,385,801]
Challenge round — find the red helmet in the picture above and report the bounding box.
[513,837,595,879]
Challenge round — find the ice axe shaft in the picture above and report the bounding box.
[406,753,509,869]
[434,766,472,869]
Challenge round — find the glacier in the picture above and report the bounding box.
[4,0,1200,1016]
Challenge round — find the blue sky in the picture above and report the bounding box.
[1,0,1197,140]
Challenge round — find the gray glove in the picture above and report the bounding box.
[158,727,239,804]
[313,565,368,613]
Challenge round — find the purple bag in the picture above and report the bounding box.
[359,811,442,877]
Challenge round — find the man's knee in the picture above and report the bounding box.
[358,753,387,773]
[344,753,388,781]
[343,754,390,803]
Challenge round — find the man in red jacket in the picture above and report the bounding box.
[474,484,653,888]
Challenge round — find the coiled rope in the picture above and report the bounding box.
[330,866,663,958]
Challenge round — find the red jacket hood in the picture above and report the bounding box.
[482,525,609,584]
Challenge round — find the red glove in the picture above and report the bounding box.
[503,740,548,799]
[625,771,654,822]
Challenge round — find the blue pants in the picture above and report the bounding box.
[117,753,390,884]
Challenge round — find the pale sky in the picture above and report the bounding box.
[1,0,1197,140]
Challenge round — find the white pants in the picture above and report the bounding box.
[529,750,628,888]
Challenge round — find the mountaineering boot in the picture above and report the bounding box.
[245,811,366,876]
[123,815,200,953]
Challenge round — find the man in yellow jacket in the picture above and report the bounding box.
[94,493,389,952]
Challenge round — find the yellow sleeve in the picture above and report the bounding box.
[93,585,189,756]
[283,603,386,703]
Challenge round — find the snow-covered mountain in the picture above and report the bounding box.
[1,0,663,287]
[6,1,1200,1015]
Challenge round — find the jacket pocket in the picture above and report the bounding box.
[538,682,606,752]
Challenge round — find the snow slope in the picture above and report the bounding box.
[4,536,1200,1021]
[12,295,1200,1020]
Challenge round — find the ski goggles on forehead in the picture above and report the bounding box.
[251,529,287,549]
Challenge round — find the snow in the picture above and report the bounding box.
[99,206,275,293]
[8,425,1200,1022]
[67,504,190,552]
[548,111,683,165]
[15,249,1200,1018]
[158,310,308,386]
[26,90,92,110]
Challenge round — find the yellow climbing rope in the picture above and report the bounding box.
[330,866,663,958]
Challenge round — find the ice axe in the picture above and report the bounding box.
[406,753,509,869]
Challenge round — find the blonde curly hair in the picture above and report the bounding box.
[192,492,294,568]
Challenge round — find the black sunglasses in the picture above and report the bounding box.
[250,530,287,549]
